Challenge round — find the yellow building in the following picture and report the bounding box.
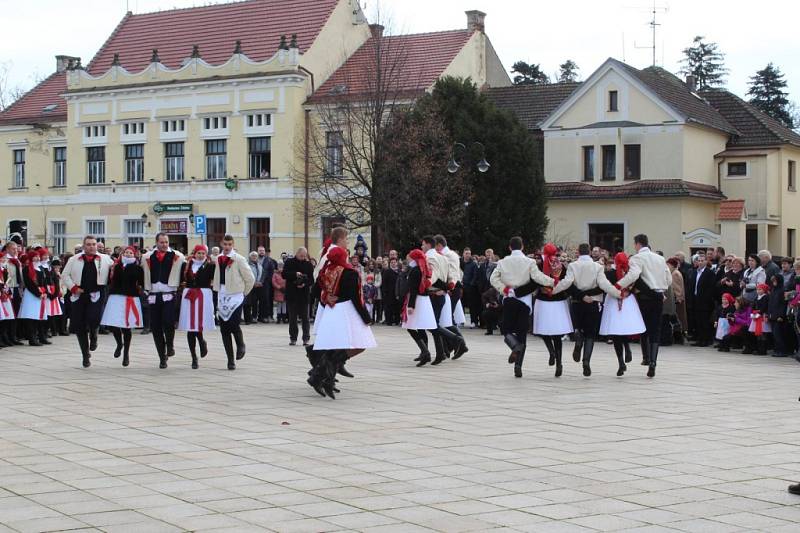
[490,58,800,257]
[0,1,508,257]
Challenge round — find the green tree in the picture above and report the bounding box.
[414,76,548,252]
[747,63,794,128]
[511,61,550,85]
[679,36,728,89]
[557,60,580,83]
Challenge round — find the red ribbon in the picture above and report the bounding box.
[38,296,47,320]
[752,313,764,336]
[124,296,141,328]
[0,296,10,318]
[184,288,204,331]
[47,297,61,316]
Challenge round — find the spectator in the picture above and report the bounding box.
[481,286,501,335]
[381,257,400,325]
[759,249,780,281]
[282,247,313,346]
[719,256,744,298]
[243,252,263,325]
[689,254,716,347]
[272,262,286,323]
[667,257,687,339]
[461,248,480,328]
[742,254,765,305]
[258,247,277,323]
[767,273,787,357]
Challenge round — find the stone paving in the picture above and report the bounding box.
[1,323,800,532]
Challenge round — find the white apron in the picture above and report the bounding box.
[453,299,466,325]
[178,288,216,332]
[19,290,48,320]
[0,295,15,320]
[599,294,646,336]
[101,294,143,329]
[217,285,244,322]
[438,293,453,328]
[314,301,377,350]
[533,299,573,336]
[402,294,437,330]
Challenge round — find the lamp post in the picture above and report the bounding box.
[447,141,490,174]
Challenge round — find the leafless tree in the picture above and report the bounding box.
[0,61,45,111]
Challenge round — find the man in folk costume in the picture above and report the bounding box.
[61,235,114,367]
[434,235,469,359]
[490,237,554,378]
[100,246,144,367]
[38,248,63,338]
[213,235,255,370]
[1,241,25,346]
[613,234,673,377]
[142,233,186,369]
[307,246,375,399]
[422,235,466,365]
[552,243,618,376]
[0,252,17,346]
[178,245,216,369]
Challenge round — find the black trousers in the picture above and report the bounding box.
[571,301,602,339]
[263,287,275,320]
[637,295,664,345]
[430,294,446,324]
[149,293,177,353]
[253,285,268,320]
[69,293,103,334]
[501,298,530,346]
[464,285,481,326]
[12,288,23,337]
[287,298,310,342]
[693,306,714,345]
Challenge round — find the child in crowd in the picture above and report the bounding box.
[363,274,377,318]
[720,297,751,352]
[748,283,771,355]
[714,293,736,349]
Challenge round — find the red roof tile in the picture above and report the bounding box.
[718,199,746,221]
[0,72,67,125]
[87,0,340,74]
[546,180,726,201]
[308,29,474,104]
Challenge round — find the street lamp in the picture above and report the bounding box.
[447,142,490,174]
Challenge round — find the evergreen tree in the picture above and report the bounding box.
[679,36,728,89]
[747,63,794,128]
[511,61,550,85]
[557,60,580,83]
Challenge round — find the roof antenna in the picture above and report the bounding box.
[630,0,668,66]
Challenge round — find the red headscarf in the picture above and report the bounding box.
[407,249,431,294]
[192,244,208,255]
[614,252,629,281]
[541,243,559,277]
[318,247,355,308]
[37,247,50,258]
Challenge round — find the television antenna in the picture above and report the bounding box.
[630,1,669,66]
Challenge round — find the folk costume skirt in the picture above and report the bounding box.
[314,301,377,350]
[599,294,646,336]
[101,295,144,329]
[178,288,215,332]
[533,299,573,336]
[402,294,437,330]
[19,290,48,320]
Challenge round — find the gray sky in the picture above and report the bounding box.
[2,0,798,104]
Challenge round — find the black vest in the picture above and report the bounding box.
[150,251,176,286]
[80,258,100,293]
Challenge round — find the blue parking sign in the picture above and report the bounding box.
[194,215,207,234]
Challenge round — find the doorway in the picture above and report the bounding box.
[169,235,188,254]
[588,223,625,253]
[746,225,758,257]
[8,220,28,246]
[248,217,270,253]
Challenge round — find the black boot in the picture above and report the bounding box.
[412,330,432,366]
[448,326,468,359]
[221,330,235,370]
[572,331,583,363]
[553,337,563,377]
[153,333,168,369]
[624,341,633,363]
[613,338,627,376]
[112,328,123,358]
[435,326,465,360]
[122,329,131,367]
[27,321,42,346]
[233,326,246,360]
[198,332,208,358]
[77,332,91,367]
[543,336,556,366]
[504,333,524,364]
[514,345,526,378]
[165,327,175,357]
[38,322,52,345]
[647,342,659,378]
[307,352,329,397]
[431,331,447,365]
[9,321,24,345]
[305,344,322,370]
[88,328,98,351]
[582,338,594,376]
[640,336,650,365]
[0,323,8,347]
[188,332,199,369]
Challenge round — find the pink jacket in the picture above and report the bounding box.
[272,272,286,303]
[729,306,752,336]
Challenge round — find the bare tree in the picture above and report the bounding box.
[0,61,46,111]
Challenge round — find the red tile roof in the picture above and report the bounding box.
[717,199,746,221]
[87,0,340,74]
[308,29,474,104]
[546,179,726,201]
[0,72,67,126]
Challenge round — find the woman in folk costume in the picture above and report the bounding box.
[178,245,216,369]
[749,283,771,355]
[18,252,50,346]
[38,248,63,338]
[100,247,144,366]
[0,252,17,346]
[307,246,375,399]
[532,243,573,377]
[599,252,646,376]
[402,249,438,367]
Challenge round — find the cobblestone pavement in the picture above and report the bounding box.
[1,323,799,532]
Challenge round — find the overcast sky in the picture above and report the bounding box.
[2,0,798,104]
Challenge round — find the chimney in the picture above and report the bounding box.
[369,24,384,38]
[465,10,486,32]
[55,55,80,73]
[685,74,697,92]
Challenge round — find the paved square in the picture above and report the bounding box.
[1,324,799,532]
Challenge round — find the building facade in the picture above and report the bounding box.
[0,0,509,256]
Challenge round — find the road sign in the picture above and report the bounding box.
[194,215,207,235]
[153,202,193,214]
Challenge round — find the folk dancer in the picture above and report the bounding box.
[39,248,64,339]
[613,234,673,377]
[0,252,16,346]
[178,245,216,369]
[422,235,466,365]
[490,237,555,377]
[100,246,144,366]
[532,244,573,377]
[61,236,114,367]
[1,241,24,345]
[19,252,51,346]
[213,235,255,370]
[307,247,376,399]
[402,249,438,366]
[143,233,186,369]
[434,234,469,359]
[598,252,646,376]
[553,243,619,376]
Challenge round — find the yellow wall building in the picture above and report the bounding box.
[0,1,509,257]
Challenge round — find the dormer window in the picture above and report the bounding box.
[608,90,618,112]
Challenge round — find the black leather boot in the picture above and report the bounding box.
[514,346,526,378]
[122,329,131,367]
[543,336,556,366]
[448,326,468,359]
[504,333,523,364]
[153,334,167,369]
[624,341,633,363]
[554,337,563,377]
[38,322,52,345]
[647,342,659,378]
[165,328,175,357]
[188,333,199,369]
[112,328,123,358]
[431,331,447,365]
[307,352,328,397]
[27,321,42,346]
[582,338,594,376]
[77,332,91,367]
[572,331,583,362]
[414,330,432,366]
[640,336,650,365]
[221,331,235,370]
[89,328,98,351]
[613,338,627,376]
[233,326,246,360]
[198,332,208,358]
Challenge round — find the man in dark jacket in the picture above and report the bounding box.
[381,258,400,325]
[282,247,314,345]
[258,246,277,322]
[461,248,480,327]
[689,255,717,347]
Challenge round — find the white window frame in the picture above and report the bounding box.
[326,131,343,177]
[50,220,67,256]
[124,144,144,183]
[53,146,67,187]
[725,161,749,179]
[82,123,108,146]
[243,112,275,136]
[159,118,187,141]
[120,121,147,144]
[85,218,107,243]
[205,139,227,180]
[12,149,25,188]
[164,141,185,181]
[87,146,106,185]
[123,218,146,247]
